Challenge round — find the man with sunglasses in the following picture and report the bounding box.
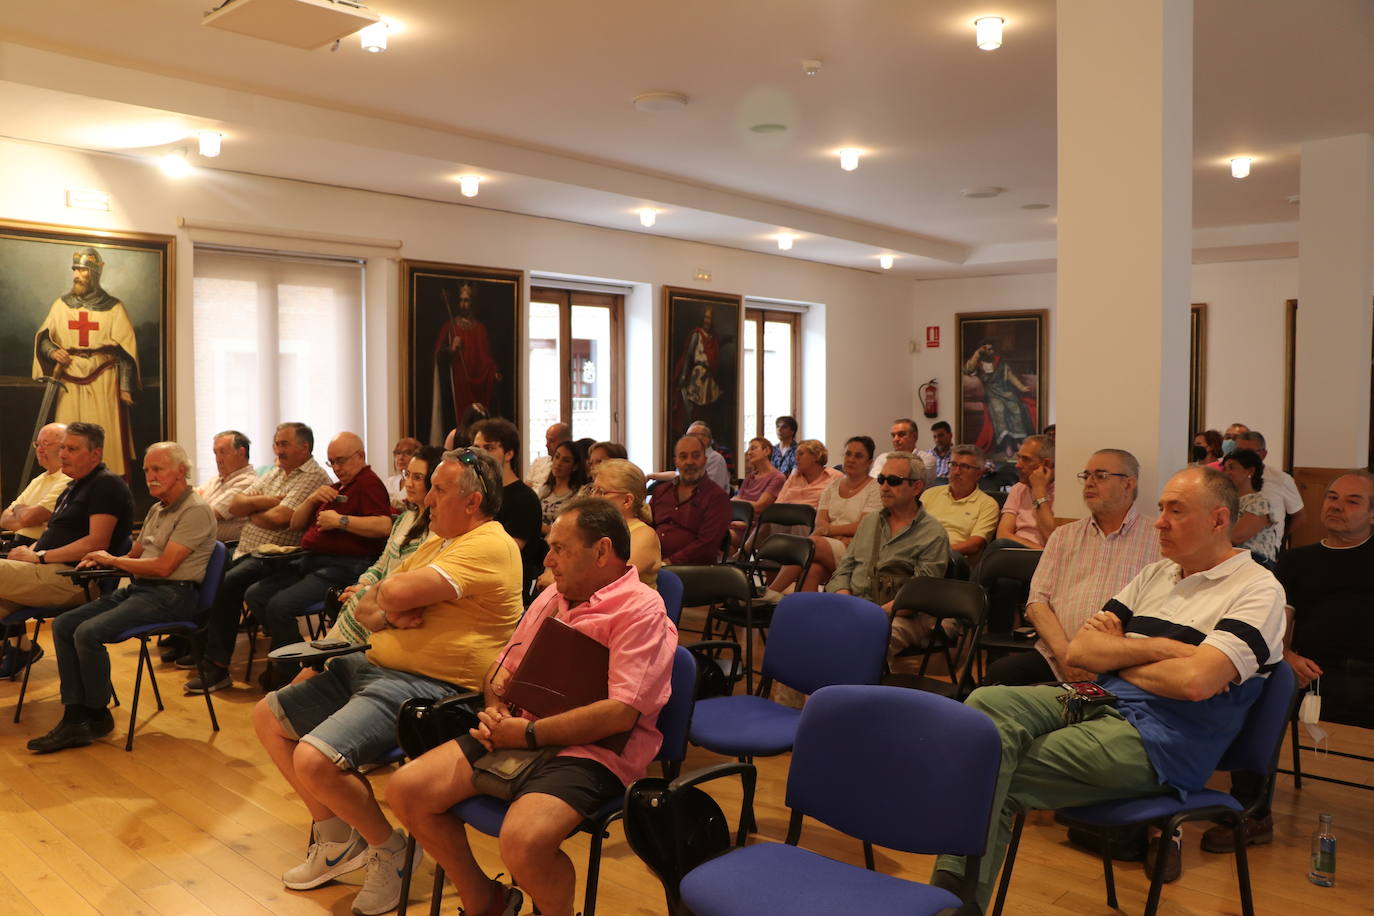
[253,447,523,916]
[828,452,949,663]
[920,444,1000,559]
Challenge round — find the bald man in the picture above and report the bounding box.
[2,422,70,546]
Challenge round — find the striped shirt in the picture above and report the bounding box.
[1028,506,1160,676]
[233,458,330,559]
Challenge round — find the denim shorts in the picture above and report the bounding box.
[268,653,465,771]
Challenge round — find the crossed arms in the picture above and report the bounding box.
[1065,610,1241,702]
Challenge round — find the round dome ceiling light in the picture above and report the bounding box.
[961,186,1004,199]
[633,91,690,112]
[750,123,789,134]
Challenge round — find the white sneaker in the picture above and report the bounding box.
[351,837,422,916]
[282,826,368,890]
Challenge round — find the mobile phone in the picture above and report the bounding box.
[310,638,351,651]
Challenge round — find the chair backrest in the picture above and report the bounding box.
[197,541,230,614]
[755,532,814,570]
[892,576,989,629]
[656,567,685,627]
[787,684,1001,856]
[1217,660,1298,776]
[664,563,752,608]
[973,546,1042,587]
[946,551,971,581]
[758,502,816,531]
[730,499,754,527]
[654,646,699,764]
[761,593,889,695]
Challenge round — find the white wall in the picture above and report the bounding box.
[911,258,1301,467]
[0,137,913,475]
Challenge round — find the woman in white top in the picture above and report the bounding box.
[768,436,882,593]
[1221,448,1282,565]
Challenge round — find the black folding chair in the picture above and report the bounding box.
[707,534,814,685]
[973,546,1042,680]
[666,564,758,695]
[882,576,988,699]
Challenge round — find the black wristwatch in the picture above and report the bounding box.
[525,720,538,749]
[36,550,47,565]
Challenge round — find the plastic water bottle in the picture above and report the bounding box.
[1308,813,1336,886]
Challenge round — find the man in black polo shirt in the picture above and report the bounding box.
[0,422,134,674]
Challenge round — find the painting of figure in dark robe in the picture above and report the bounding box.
[956,311,1046,460]
[662,287,741,471]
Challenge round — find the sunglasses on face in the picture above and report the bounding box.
[875,474,914,487]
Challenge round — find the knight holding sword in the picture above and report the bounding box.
[31,247,140,478]
[430,280,500,444]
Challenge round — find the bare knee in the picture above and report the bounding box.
[252,696,283,741]
[292,740,337,789]
[499,818,562,876]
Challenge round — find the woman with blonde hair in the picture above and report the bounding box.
[591,458,663,588]
[775,439,841,508]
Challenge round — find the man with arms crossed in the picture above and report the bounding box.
[1,422,69,546]
[388,497,676,916]
[932,468,1285,907]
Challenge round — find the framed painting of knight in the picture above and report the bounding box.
[662,286,743,472]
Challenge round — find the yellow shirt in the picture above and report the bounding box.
[920,484,1001,546]
[366,520,523,689]
[6,470,71,541]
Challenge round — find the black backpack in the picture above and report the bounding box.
[622,776,733,915]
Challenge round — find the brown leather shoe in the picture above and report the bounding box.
[1144,836,1182,883]
[1201,814,1274,853]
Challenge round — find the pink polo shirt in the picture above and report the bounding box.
[499,566,677,786]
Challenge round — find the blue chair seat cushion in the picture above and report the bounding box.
[689,696,802,757]
[681,842,961,916]
[1060,788,1243,827]
[454,790,624,839]
[108,620,198,642]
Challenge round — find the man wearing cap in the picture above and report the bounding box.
[32,247,140,476]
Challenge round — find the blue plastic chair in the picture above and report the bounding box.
[687,592,890,840]
[398,644,698,916]
[103,541,228,750]
[657,566,684,627]
[991,661,1299,916]
[676,684,1001,915]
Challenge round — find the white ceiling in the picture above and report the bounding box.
[2,0,1371,276]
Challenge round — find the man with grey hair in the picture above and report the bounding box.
[251,447,523,916]
[1233,430,1304,532]
[28,441,217,753]
[920,444,1000,558]
[872,417,936,482]
[993,433,1056,548]
[687,421,731,490]
[197,429,257,542]
[933,466,1286,904]
[1,422,70,546]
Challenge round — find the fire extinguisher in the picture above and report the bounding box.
[919,378,939,419]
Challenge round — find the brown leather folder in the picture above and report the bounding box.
[504,616,630,753]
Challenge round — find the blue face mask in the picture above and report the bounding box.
[1221,438,1236,457]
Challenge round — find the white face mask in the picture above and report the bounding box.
[1300,679,1328,752]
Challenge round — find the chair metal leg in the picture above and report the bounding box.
[1100,828,1118,910]
[397,833,417,916]
[141,640,166,711]
[583,818,610,916]
[1142,823,1176,916]
[429,862,446,916]
[13,618,45,723]
[862,840,875,871]
[1290,713,1303,788]
[110,682,120,707]
[1234,821,1256,916]
[990,810,1026,916]
[125,635,148,751]
[198,656,221,732]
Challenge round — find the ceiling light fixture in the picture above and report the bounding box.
[838,148,861,171]
[457,174,481,197]
[961,186,1004,199]
[777,234,795,251]
[360,20,388,53]
[632,91,689,112]
[158,149,193,178]
[879,254,895,270]
[197,130,222,157]
[1230,156,1252,179]
[975,16,1004,51]
[802,58,823,76]
[638,208,658,228]
[750,123,788,134]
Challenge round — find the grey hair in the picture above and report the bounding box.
[1022,434,1054,463]
[1190,466,1240,530]
[214,429,251,460]
[883,450,932,486]
[443,447,504,517]
[1236,430,1267,451]
[1094,448,1141,501]
[146,440,193,483]
[951,444,984,463]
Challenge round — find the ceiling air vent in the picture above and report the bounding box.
[202,0,379,50]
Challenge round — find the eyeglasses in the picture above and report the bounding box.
[1076,470,1132,483]
[948,461,982,473]
[326,451,361,468]
[591,486,628,498]
[452,448,489,496]
[875,474,914,487]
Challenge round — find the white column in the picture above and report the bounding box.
[1294,134,1374,469]
[1054,0,1194,514]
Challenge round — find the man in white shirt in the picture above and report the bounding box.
[872,418,936,481]
[1,422,70,546]
[196,430,258,542]
[524,421,570,492]
[687,421,731,490]
[1234,430,1304,532]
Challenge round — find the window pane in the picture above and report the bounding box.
[762,319,793,434]
[571,304,612,443]
[742,319,758,442]
[193,275,262,477]
[527,298,562,459]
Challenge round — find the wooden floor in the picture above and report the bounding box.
[1,617,1371,916]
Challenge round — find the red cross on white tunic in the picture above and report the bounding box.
[68,310,100,348]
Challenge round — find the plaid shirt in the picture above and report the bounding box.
[233,458,330,559]
[1028,505,1161,677]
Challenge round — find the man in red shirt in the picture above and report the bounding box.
[253,431,393,689]
[387,497,677,916]
[650,435,731,565]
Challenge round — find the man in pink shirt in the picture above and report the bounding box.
[994,434,1056,548]
[388,497,677,916]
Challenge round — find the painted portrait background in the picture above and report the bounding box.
[662,287,742,472]
[0,221,171,511]
[401,260,522,446]
[956,310,1046,461]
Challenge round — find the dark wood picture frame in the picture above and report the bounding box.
[662,286,743,473]
[1190,303,1208,447]
[400,259,523,446]
[955,310,1047,461]
[0,219,173,510]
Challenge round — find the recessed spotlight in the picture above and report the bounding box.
[879,254,894,270]
[1020,202,1050,210]
[360,20,388,52]
[197,130,222,157]
[961,186,1004,199]
[158,149,193,178]
[633,91,689,112]
[1287,194,1301,206]
[457,174,482,197]
[974,16,1004,51]
[637,208,658,228]
[802,59,823,76]
[777,234,795,251]
[750,123,789,134]
[838,148,862,171]
[1230,157,1252,179]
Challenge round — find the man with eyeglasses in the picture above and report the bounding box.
[828,452,949,663]
[252,448,523,916]
[186,421,330,693]
[2,423,71,547]
[920,444,1000,559]
[985,449,1160,687]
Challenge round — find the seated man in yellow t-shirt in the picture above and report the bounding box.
[251,449,522,916]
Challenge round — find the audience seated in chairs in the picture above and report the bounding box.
[584,440,627,479]
[1234,429,1305,534]
[28,441,218,753]
[991,433,1056,549]
[324,445,443,646]
[929,419,955,479]
[1194,429,1224,467]
[768,436,880,595]
[921,443,1001,562]
[589,459,662,588]
[650,435,731,566]
[1,422,70,549]
[1221,448,1282,567]
[250,448,522,916]
[387,497,677,916]
[934,467,1285,906]
[0,422,133,678]
[385,436,423,507]
[871,417,936,482]
[196,428,259,543]
[731,436,785,553]
[470,419,546,602]
[537,439,589,536]
[771,415,798,475]
[984,448,1159,687]
[523,421,569,493]
[776,439,841,509]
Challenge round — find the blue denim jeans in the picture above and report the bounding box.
[247,554,374,652]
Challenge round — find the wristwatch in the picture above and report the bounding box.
[339,515,350,530]
[525,720,538,749]
[36,550,46,564]
[1032,496,1050,509]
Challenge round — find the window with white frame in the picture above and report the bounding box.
[191,247,365,480]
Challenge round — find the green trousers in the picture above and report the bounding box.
[935,685,1171,909]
